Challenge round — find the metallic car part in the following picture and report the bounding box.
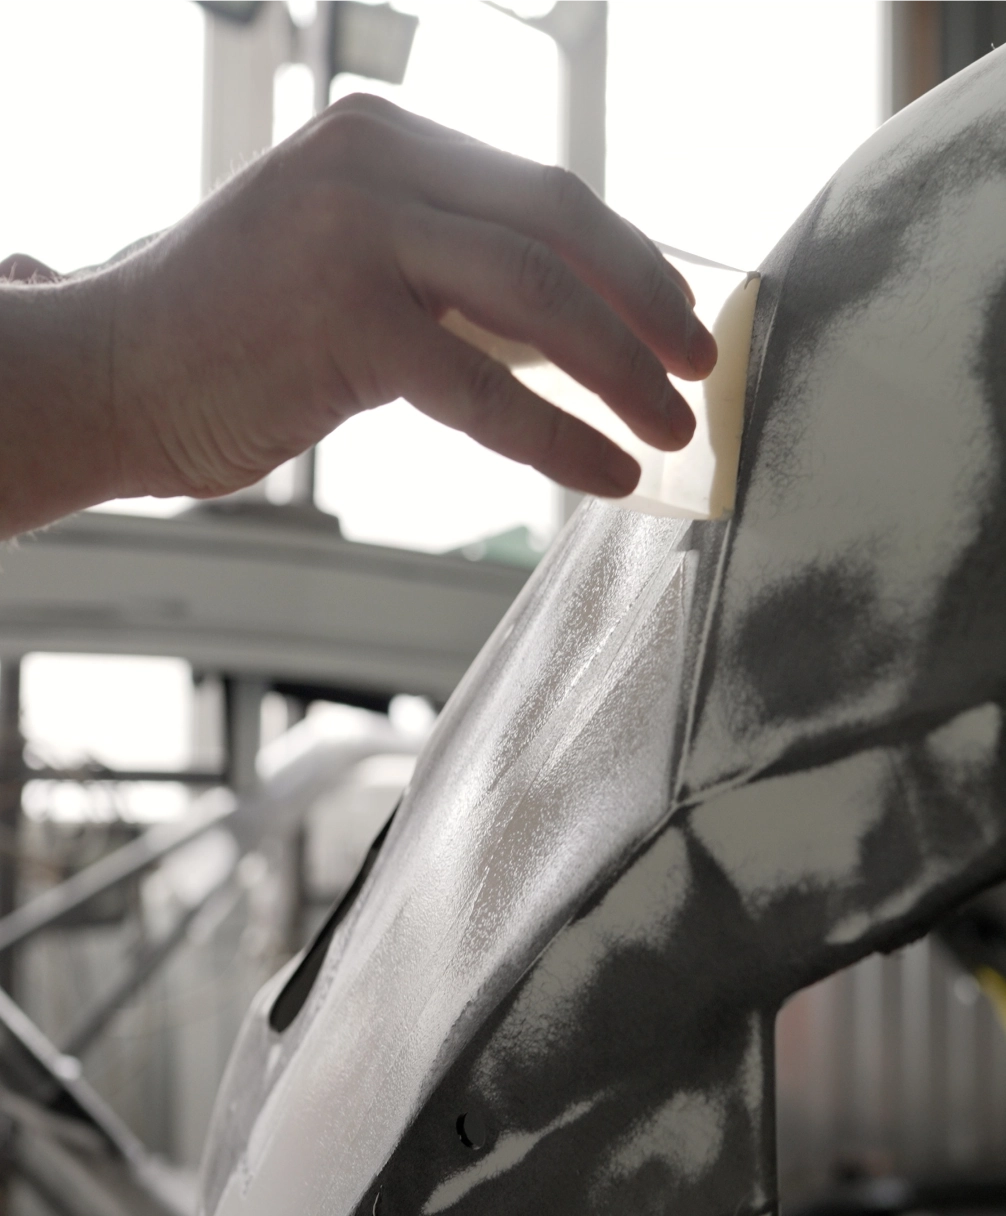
[202,45,1006,1216]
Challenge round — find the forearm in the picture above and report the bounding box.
[0,275,123,537]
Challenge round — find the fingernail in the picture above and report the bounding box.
[686,310,717,374]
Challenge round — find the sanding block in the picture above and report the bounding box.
[442,252,759,521]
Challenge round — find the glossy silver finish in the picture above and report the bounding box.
[203,503,705,1214]
[203,48,1006,1216]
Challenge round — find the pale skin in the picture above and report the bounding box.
[0,94,715,540]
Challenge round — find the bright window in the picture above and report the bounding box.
[0,0,204,272]
[21,653,194,823]
[316,1,562,553]
[606,2,881,271]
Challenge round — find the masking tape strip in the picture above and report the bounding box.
[652,239,748,275]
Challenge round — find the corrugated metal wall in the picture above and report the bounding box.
[778,934,1006,1206]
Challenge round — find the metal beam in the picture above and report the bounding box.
[0,666,22,995]
[883,1,1006,119]
[0,792,236,956]
[0,988,189,1214]
[0,723,423,958]
[0,510,529,705]
[59,872,237,1060]
[201,0,291,195]
[224,677,265,795]
[883,1,942,117]
[21,767,223,786]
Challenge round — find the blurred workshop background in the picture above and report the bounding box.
[0,4,1005,1215]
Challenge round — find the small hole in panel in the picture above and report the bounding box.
[456,1110,487,1150]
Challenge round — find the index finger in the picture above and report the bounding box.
[418,150,715,379]
[328,95,695,303]
[387,143,714,377]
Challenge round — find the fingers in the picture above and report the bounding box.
[390,311,642,497]
[389,138,717,379]
[396,205,694,450]
[312,96,715,381]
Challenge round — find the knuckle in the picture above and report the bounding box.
[539,164,591,218]
[515,238,573,317]
[325,348,383,412]
[641,257,676,316]
[320,107,385,167]
[468,352,506,402]
[538,402,563,467]
[621,331,660,387]
[467,356,511,430]
[329,91,389,118]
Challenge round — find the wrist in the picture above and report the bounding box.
[0,273,122,536]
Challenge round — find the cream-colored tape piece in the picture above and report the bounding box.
[654,271,761,521]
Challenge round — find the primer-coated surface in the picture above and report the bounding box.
[202,48,1006,1216]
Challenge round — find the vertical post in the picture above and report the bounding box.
[558,1,607,199]
[0,660,21,1216]
[202,1,321,508]
[224,677,265,796]
[283,696,310,952]
[290,0,338,508]
[881,1,1006,122]
[882,1,942,119]
[225,679,303,960]
[939,2,1006,82]
[0,660,23,997]
[191,674,226,778]
[201,2,291,197]
[559,0,605,522]
[305,0,335,115]
[287,448,317,506]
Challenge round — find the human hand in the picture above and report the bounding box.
[103,95,716,502]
